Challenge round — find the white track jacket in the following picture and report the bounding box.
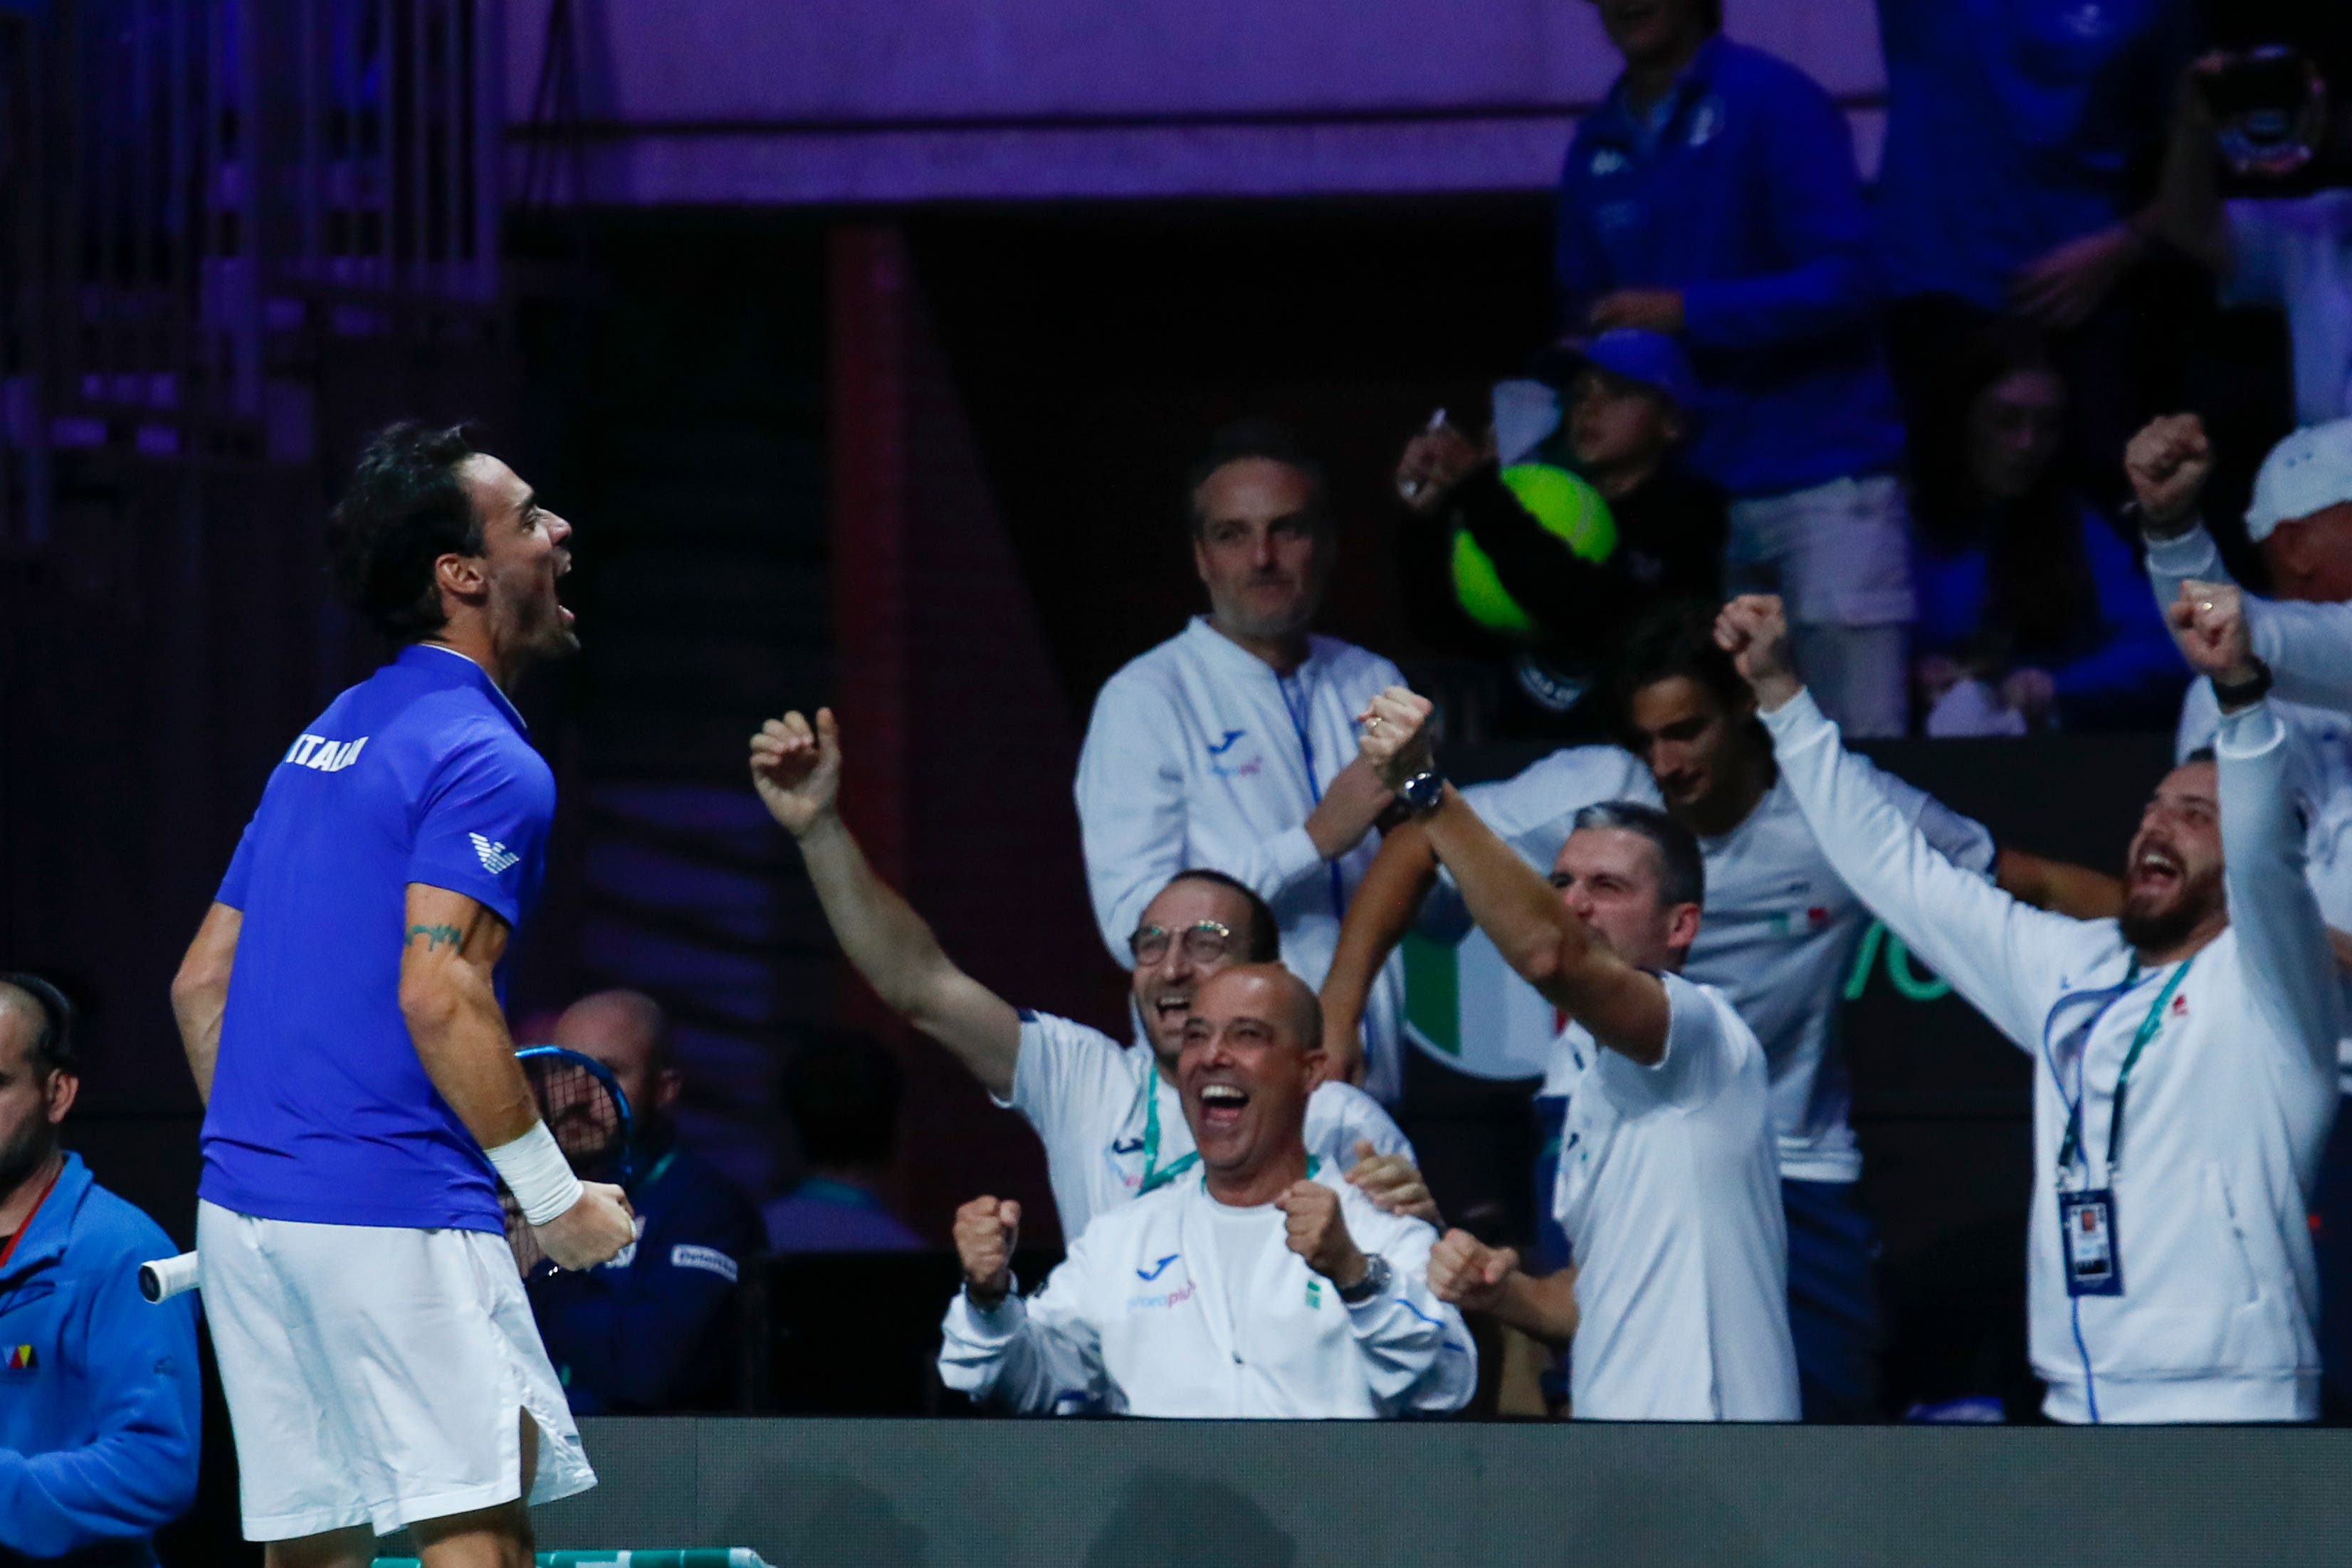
[1075,619,1409,1102]
[1764,688,2341,1422]
[938,1166,1475,1418]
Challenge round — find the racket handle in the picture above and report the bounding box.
[140,1252,200,1303]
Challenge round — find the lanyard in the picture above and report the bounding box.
[0,1160,63,1275]
[1276,668,1349,921]
[2054,957,2193,1184]
[1135,1070,1199,1195]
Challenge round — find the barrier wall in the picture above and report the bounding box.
[531,1416,2352,1567]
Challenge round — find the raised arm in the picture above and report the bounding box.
[1279,1184,1476,1416]
[1320,821,1441,1084]
[2174,589,2346,1070]
[752,710,1021,1099]
[169,902,242,1105]
[1355,689,1671,1065]
[1716,597,2094,1049]
[399,885,636,1270]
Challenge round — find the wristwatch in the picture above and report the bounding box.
[2212,658,2273,710]
[1397,772,1446,816]
[1336,1253,1392,1305]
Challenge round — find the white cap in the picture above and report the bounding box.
[2247,418,2352,544]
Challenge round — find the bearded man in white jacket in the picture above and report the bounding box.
[938,965,1474,1418]
[1075,422,1412,1103]
[1716,590,2343,1423]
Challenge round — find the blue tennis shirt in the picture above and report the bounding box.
[201,643,556,1234]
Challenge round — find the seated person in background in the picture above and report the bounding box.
[938,965,1474,1418]
[2151,42,2352,427]
[749,707,1422,1248]
[763,1033,925,1253]
[1351,692,1797,1421]
[525,989,764,1414]
[0,974,201,1564]
[1719,591,2341,1423]
[1396,330,1728,737]
[1909,325,2186,735]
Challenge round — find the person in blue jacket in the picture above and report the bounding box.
[1556,0,1914,737]
[1909,324,2187,734]
[525,991,764,1414]
[0,974,199,1565]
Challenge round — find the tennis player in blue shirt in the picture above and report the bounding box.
[169,422,636,1567]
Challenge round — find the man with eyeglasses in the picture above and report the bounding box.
[750,707,1420,1246]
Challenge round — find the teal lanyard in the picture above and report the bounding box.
[2055,957,2193,1182]
[1135,1071,1199,1195]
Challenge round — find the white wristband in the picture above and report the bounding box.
[485,1122,584,1227]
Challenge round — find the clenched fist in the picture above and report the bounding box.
[954,1195,1020,1306]
[1355,686,1437,792]
[1275,1180,1368,1288]
[2123,414,2212,533]
[2167,580,2259,695]
[1427,1227,1522,1314]
[1712,595,1800,711]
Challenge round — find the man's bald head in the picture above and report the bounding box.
[0,974,74,1078]
[1194,964,1323,1054]
[550,989,676,1123]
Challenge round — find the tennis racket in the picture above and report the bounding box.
[500,1043,636,1276]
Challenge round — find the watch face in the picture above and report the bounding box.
[1402,774,1444,812]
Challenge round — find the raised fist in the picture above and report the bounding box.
[1275,1180,1368,1288]
[1713,595,1800,710]
[1426,1227,1521,1315]
[1355,686,1436,792]
[953,1195,1020,1305]
[2167,581,2258,690]
[2123,415,2212,531]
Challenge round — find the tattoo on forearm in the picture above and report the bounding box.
[406,924,463,951]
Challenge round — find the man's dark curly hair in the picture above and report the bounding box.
[327,421,484,641]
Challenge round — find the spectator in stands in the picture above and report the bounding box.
[750,707,1421,1248]
[1350,695,1798,1420]
[1073,421,1414,1103]
[1394,330,1728,738]
[1323,601,2015,1419]
[1719,590,2341,1422]
[525,989,764,1414]
[2128,411,2352,1413]
[0,973,200,1562]
[1875,0,2196,510]
[2151,39,2352,428]
[763,1034,924,1254]
[938,965,1474,1418]
[1555,0,1911,737]
[1910,325,2186,735]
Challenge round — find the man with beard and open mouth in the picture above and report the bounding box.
[1353,686,1798,1421]
[1717,591,2343,1423]
[749,706,1426,1251]
[171,423,634,1562]
[938,965,1474,1418]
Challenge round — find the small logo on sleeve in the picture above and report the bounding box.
[669,1244,740,1283]
[469,832,521,875]
[3,1345,35,1371]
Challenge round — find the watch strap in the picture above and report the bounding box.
[1336,1253,1391,1305]
[2211,657,2273,710]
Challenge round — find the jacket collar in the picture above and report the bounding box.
[1180,616,1322,684]
[1595,34,1726,147]
[0,1150,93,1284]
[397,642,530,736]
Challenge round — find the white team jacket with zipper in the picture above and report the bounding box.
[1764,688,2341,1421]
[938,1165,1475,1419]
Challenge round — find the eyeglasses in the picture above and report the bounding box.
[1129,920,1237,967]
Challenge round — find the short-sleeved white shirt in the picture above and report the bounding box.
[1454,747,1997,1182]
[1004,1011,1415,1241]
[2225,191,2352,427]
[1551,972,1798,1421]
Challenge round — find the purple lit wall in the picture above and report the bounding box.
[505,0,1889,205]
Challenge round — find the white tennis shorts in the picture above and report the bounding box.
[198,1201,597,1541]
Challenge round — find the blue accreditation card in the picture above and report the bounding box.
[2061,1189,2122,1297]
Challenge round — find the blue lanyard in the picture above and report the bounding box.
[2047,957,2193,1184]
[1276,667,1348,920]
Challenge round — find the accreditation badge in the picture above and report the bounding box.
[2060,1189,2122,1297]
